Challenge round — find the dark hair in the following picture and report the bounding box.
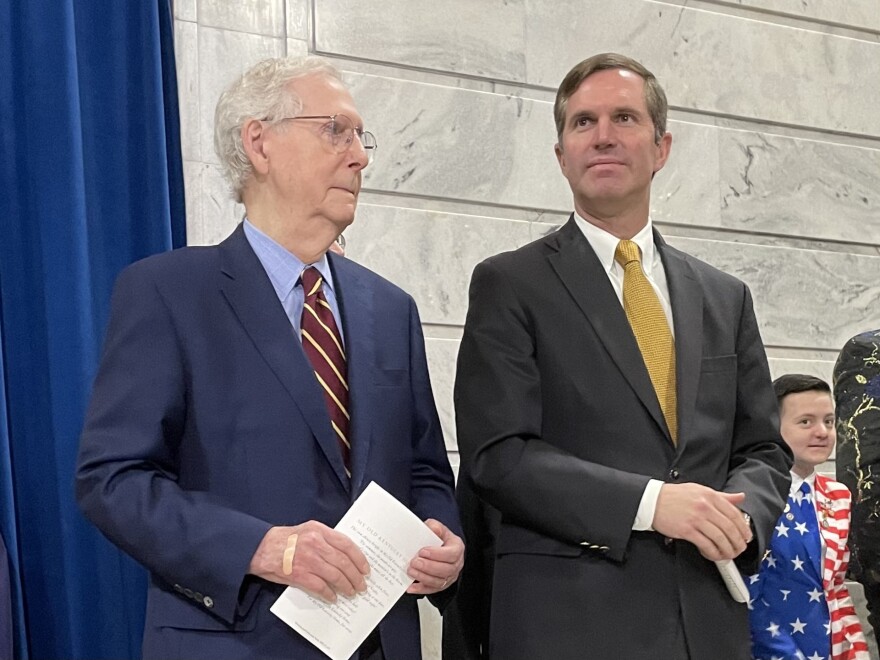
[772,373,831,407]
[554,52,667,145]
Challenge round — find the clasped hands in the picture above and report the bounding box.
[652,483,753,562]
[249,519,464,603]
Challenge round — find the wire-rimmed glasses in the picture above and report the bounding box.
[276,114,377,162]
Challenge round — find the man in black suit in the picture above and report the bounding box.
[449,53,791,659]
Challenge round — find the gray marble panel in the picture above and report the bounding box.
[187,163,244,246]
[449,451,461,479]
[198,27,284,166]
[199,0,284,36]
[343,204,533,326]
[425,338,458,451]
[315,0,527,82]
[525,0,880,136]
[652,121,721,227]
[182,160,202,243]
[767,357,834,383]
[174,20,199,162]
[285,38,308,58]
[286,0,310,41]
[419,599,441,660]
[668,237,880,351]
[173,0,196,22]
[347,73,718,223]
[719,130,880,245]
[347,73,568,211]
[729,0,880,30]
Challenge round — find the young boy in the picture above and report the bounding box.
[749,374,870,660]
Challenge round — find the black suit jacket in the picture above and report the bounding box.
[449,217,790,659]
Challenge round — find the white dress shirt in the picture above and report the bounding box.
[572,213,671,531]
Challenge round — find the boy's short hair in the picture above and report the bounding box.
[772,373,831,407]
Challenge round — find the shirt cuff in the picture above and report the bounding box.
[633,479,664,531]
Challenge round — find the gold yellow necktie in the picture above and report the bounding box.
[614,239,678,443]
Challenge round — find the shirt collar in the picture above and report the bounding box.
[243,219,336,301]
[572,213,657,275]
[789,470,816,497]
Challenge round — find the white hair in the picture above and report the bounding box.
[213,56,343,202]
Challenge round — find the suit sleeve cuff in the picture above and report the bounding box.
[633,479,664,531]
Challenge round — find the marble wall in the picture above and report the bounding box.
[173,1,880,656]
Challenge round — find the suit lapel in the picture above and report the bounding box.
[546,217,669,440]
[217,225,350,492]
[657,233,703,454]
[330,254,375,497]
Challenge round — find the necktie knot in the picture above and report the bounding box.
[796,480,812,504]
[614,239,642,268]
[301,266,323,297]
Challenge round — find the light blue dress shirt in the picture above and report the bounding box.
[243,219,345,344]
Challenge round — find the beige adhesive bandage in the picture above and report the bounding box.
[282,533,298,576]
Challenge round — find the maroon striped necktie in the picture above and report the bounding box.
[300,266,351,476]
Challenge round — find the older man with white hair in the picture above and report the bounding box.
[75,56,463,660]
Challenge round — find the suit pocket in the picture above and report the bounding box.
[373,368,408,387]
[701,354,737,373]
[495,523,584,558]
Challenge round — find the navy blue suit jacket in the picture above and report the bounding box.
[76,225,459,660]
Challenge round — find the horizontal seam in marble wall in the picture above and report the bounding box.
[764,345,846,357]
[195,23,286,41]
[422,325,464,340]
[667,106,880,146]
[336,55,880,146]
[360,187,571,218]
[660,0,880,37]
[355,193,880,254]
[660,224,880,253]
[672,110,880,151]
[316,51,501,93]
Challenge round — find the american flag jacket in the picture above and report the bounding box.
[814,473,870,660]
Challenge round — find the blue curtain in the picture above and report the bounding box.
[0,0,185,658]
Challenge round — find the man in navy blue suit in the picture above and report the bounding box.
[76,56,463,660]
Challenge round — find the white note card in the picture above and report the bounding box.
[270,481,442,660]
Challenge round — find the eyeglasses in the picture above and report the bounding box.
[275,114,377,162]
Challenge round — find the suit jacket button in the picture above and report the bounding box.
[194,592,203,603]
[183,588,194,599]
[203,596,214,609]
[664,537,674,546]
[669,468,680,480]
[173,583,183,593]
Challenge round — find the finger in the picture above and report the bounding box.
[324,546,368,593]
[295,572,338,603]
[418,542,461,561]
[424,518,447,538]
[323,530,370,575]
[407,563,451,590]
[407,581,440,595]
[293,531,365,595]
[723,506,752,545]
[693,519,738,559]
[407,574,454,595]
[409,556,448,582]
[700,506,748,554]
[691,527,738,562]
[720,491,746,505]
[696,492,749,542]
